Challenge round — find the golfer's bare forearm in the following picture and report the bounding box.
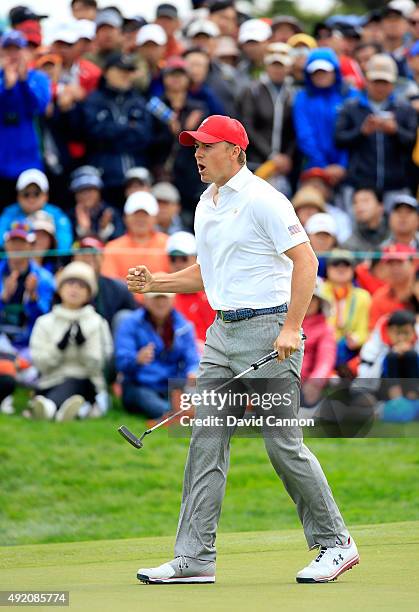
[283,244,318,331]
[151,264,204,293]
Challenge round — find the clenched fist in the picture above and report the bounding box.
[127,265,154,293]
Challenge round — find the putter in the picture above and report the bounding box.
[118,347,293,450]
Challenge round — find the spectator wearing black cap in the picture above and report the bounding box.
[69,166,124,242]
[71,0,98,21]
[336,54,417,204]
[381,0,416,78]
[208,1,238,38]
[81,53,154,206]
[0,31,51,204]
[383,195,419,249]
[155,3,185,59]
[8,5,47,27]
[85,8,123,69]
[9,6,47,54]
[271,16,302,44]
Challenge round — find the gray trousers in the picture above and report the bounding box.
[174,313,349,560]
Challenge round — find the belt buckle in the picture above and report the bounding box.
[220,310,231,323]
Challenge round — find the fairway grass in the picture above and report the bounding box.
[1,521,418,612]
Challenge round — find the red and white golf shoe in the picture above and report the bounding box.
[296,537,359,583]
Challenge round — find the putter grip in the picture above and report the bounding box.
[118,426,143,448]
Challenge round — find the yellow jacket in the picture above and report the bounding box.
[320,281,372,347]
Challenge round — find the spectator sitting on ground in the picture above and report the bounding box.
[292,47,357,184]
[299,167,352,243]
[369,244,417,329]
[382,195,419,249]
[0,31,51,204]
[0,222,55,354]
[152,182,185,235]
[342,188,390,253]
[69,166,124,243]
[301,279,336,407]
[305,213,338,278]
[335,54,417,205]
[115,292,200,418]
[0,169,73,251]
[321,249,372,370]
[124,167,153,198]
[101,192,169,290]
[29,261,113,421]
[73,236,137,329]
[85,8,123,69]
[165,231,214,351]
[29,210,64,275]
[358,310,419,408]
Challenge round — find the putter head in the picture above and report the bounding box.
[118,426,143,449]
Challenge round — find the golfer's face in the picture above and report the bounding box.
[194,140,233,184]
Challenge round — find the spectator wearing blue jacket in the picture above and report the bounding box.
[293,48,357,186]
[0,169,73,252]
[115,293,200,418]
[0,222,55,351]
[0,31,51,205]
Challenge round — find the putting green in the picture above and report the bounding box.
[1,521,418,612]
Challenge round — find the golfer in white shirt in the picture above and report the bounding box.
[127,115,359,584]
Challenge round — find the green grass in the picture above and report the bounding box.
[0,391,419,546]
[1,523,419,612]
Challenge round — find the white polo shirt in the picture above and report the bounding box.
[194,166,309,310]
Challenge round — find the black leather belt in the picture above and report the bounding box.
[216,304,288,323]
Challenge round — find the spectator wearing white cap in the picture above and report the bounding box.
[0,169,73,252]
[28,210,63,275]
[165,231,215,350]
[152,182,185,235]
[305,212,338,278]
[237,19,272,85]
[342,188,390,253]
[240,44,295,191]
[136,24,168,89]
[69,166,124,243]
[101,192,169,292]
[0,30,51,203]
[124,167,153,197]
[85,8,123,70]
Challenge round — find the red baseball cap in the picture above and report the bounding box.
[381,243,416,261]
[179,115,249,150]
[15,20,42,47]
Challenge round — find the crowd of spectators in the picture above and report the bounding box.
[0,0,418,422]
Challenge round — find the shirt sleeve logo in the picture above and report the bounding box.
[288,223,302,235]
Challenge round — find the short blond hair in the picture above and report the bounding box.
[225,142,246,166]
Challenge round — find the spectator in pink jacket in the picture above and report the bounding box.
[301,279,337,406]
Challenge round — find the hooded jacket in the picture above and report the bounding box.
[293,48,357,169]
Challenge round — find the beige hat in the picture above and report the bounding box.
[28,210,56,237]
[292,186,326,211]
[145,292,173,298]
[214,36,239,58]
[57,261,98,297]
[366,54,398,83]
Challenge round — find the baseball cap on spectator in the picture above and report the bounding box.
[70,171,103,192]
[381,243,416,261]
[389,194,418,212]
[162,56,189,74]
[136,24,168,46]
[48,24,79,45]
[292,186,326,211]
[123,16,147,33]
[288,33,317,49]
[16,169,49,192]
[167,231,197,256]
[300,167,332,185]
[4,221,35,243]
[305,213,337,238]
[366,53,398,82]
[1,30,27,48]
[209,1,235,13]
[125,167,152,186]
[152,182,180,202]
[382,0,416,18]
[124,192,159,216]
[57,261,98,297]
[271,15,303,33]
[408,41,419,57]
[96,9,123,30]
[28,210,56,237]
[187,19,221,38]
[238,19,272,44]
[214,36,239,58]
[307,58,335,73]
[327,249,355,267]
[146,292,173,298]
[74,19,97,41]
[104,53,137,71]
[156,3,178,19]
[78,236,105,251]
[179,115,249,150]
[9,6,47,25]
[264,43,292,66]
[15,20,42,46]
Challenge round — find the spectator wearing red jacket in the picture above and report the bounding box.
[166,231,214,351]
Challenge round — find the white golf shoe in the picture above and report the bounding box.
[137,556,216,584]
[30,396,56,420]
[296,537,359,583]
[55,395,84,422]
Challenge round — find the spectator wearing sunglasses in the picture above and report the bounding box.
[0,169,73,251]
